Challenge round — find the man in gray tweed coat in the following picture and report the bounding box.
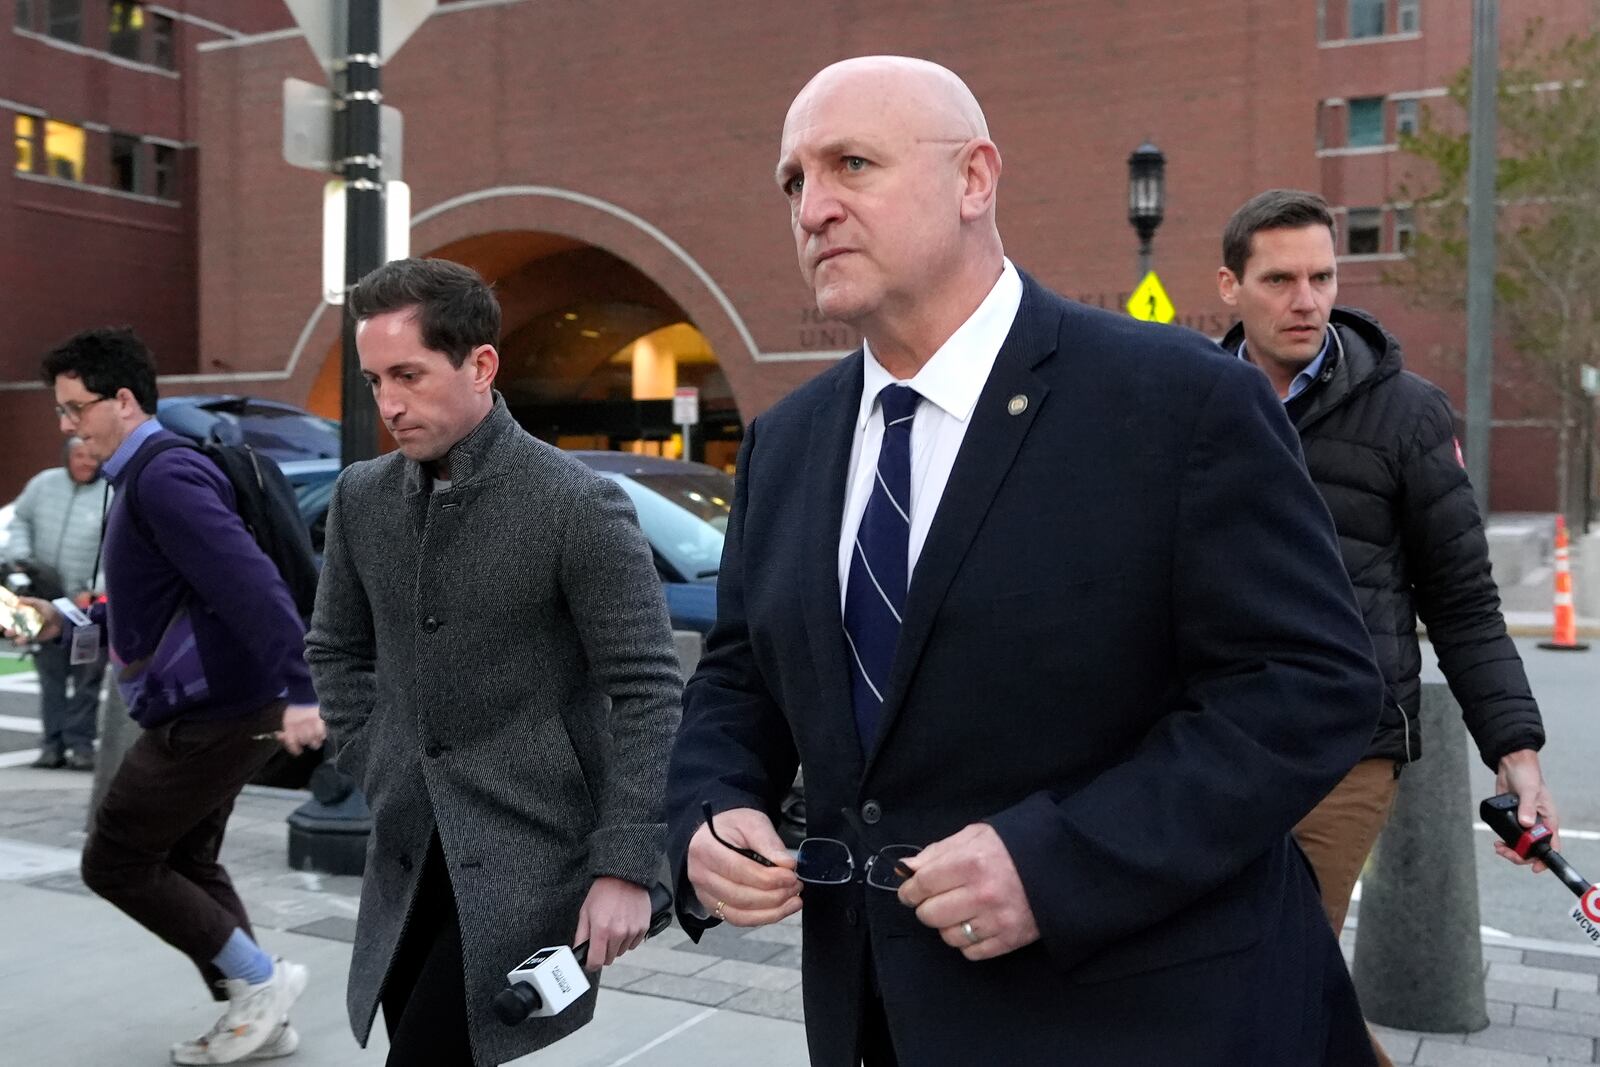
[305,258,682,1067]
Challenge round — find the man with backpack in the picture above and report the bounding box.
[8,328,324,1065]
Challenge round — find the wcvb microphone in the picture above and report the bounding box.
[1480,793,1600,945]
[492,882,675,1025]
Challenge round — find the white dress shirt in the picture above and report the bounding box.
[837,258,1025,611]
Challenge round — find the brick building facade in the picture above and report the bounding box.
[3,0,1594,510]
[1,0,290,492]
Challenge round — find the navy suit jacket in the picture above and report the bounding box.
[667,274,1383,1065]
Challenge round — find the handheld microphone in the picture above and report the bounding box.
[1480,793,1600,945]
[492,882,675,1026]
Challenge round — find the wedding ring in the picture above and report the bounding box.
[961,920,981,945]
[714,899,727,921]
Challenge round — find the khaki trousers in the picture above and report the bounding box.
[1294,757,1402,1067]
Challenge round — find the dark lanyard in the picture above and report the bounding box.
[87,482,111,595]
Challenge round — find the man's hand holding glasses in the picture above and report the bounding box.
[686,804,802,928]
[897,822,1041,962]
[692,802,924,929]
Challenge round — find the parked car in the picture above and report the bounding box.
[156,395,340,462]
[278,451,730,634]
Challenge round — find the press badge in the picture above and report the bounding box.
[52,598,100,666]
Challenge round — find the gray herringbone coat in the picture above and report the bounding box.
[305,399,682,1067]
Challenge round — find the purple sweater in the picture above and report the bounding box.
[98,427,315,727]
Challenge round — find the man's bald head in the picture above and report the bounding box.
[776,57,1004,364]
[787,56,991,144]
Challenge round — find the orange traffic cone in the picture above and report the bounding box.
[1538,516,1590,652]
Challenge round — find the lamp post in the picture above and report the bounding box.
[1127,140,1166,282]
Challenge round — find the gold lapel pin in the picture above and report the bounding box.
[1007,394,1029,416]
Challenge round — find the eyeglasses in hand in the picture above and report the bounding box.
[700,800,920,891]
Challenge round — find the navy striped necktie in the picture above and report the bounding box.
[843,383,921,747]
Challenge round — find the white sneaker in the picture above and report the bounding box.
[169,958,308,1064]
[173,1019,300,1064]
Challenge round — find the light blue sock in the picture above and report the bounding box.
[212,928,273,985]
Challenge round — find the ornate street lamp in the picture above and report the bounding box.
[1127,140,1166,281]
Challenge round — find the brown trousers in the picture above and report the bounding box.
[1294,757,1403,1067]
[80,701,285,998]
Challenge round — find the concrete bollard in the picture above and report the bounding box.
[1351,682,1489,1033]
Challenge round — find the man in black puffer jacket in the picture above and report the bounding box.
[1216,189,1557,1067]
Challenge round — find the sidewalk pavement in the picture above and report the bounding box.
[0,766,808,1067]
[4,764,1600,1065]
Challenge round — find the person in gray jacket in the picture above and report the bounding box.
[6,436,108,768]
[305,257,683,1067]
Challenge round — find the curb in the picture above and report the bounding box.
[1501,622,1598,640]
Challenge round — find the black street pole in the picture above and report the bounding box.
[338,0,383,466]
[288,0,383,876]
[1464,0,1498,517]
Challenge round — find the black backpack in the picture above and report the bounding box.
[121,437,320,623]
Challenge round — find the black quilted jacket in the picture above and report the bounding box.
[1221,307,1544,767]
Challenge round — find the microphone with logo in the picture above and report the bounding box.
[492,882,675,1025]
[1480,793,1600,945]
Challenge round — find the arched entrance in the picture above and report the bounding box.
[307,230,745,469]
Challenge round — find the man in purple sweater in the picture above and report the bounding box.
[10,328,326,1065]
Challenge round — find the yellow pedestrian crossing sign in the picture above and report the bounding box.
[1127,271,1175,323]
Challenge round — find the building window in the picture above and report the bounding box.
[1397,0,1420,33]
[1350,0,1386,38]
[1395,98,1419,138]
[107,1,144,61]
[150,10,173,68]
[1316,0,1326,42]
[1347,209,1383,255]
[151,142,176,199]
[46,0,80,43]
[1348,97,1385,147]
[16,0,36,31]
[44,118,85,180]
[14,113,40,173]
[109,131,139,191]
[1394,208,1415,254]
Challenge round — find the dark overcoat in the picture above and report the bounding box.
[307,398,682,1067]
[668,276,1385,1066]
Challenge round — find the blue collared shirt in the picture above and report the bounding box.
[1238,330,1332,403]
[99,419,164,482]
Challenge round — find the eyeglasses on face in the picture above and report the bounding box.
[701,801,920,891]
[54,396,111,423]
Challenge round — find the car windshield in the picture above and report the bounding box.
[281,467,338,555]
[208,405,339,459]
[599,470,729,580]
[290,472,337,525]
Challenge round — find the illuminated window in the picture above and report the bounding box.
[110,131,139,191]
[151,142,176,198]
[44,119,86,181]
[108,1,144,61]
[46,0,79,43]
[15,114,40,174]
